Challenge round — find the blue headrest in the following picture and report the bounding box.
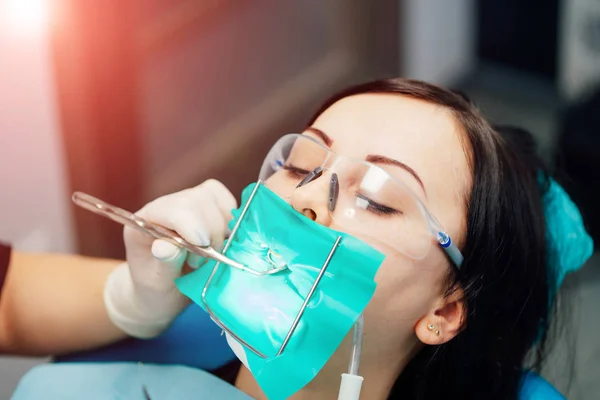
[543,178,594,299]
[520,372,565,399]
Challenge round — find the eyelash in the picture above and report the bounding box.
[356,193,401,216]
[282,164,310,178]
[282,165,401,216]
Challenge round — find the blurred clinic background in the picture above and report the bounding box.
[1,0,599,398]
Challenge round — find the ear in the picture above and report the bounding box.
[415,287,466,345]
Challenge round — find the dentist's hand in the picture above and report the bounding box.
[103,180,237,339]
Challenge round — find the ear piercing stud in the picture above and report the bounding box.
[427,323,440,336]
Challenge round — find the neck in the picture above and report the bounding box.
[235,340,421,400]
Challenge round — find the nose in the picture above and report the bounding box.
[291,171,332,226]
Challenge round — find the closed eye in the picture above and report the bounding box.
[356,193,401,216]
[282,164,311,178]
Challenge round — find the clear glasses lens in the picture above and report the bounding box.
[260,134,435,259]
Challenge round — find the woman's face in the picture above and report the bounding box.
[266,93,472,365]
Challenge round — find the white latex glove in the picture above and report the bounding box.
[103,179,237,339]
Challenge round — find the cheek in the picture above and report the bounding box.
[264,173,294,201]
[363,251,447,334]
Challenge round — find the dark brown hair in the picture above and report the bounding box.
[309,79,557,399]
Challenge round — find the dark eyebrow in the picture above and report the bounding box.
[305,127,334,147]
[366,154,427,195]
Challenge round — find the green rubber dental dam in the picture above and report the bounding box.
[176,182,385,400]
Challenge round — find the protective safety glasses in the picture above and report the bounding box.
[259,134,464,267]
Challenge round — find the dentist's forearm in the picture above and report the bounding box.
[0,251,127,356]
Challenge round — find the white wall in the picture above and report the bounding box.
[400,0,476,86]
[0,1,74,254]
[0,3,72,397]
[558,0,600,101]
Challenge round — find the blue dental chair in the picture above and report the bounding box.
[41,303,563,399]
